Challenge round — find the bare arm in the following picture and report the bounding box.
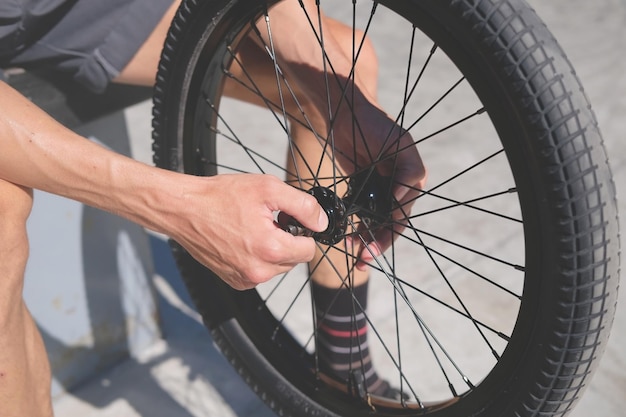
[0,81,327,289]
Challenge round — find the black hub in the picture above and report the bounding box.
[307,187,347,245]
[279,171,394,245]
[278,186,346,245]
[344,169,394,228]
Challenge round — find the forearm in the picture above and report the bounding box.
[0,81,182,235]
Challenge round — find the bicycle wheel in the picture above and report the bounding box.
[152,0,620,416]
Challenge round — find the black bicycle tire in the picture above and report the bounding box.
[152,1,620,416]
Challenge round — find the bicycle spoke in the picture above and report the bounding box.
[331,214,521,336]
[344,220,492,392]
[401,224,525,272]
[261,17,326,189]
[362,242,477,394]
[386,272,514,342]
[409,219,503,360]
[393,275,463,398]
[409,188,521,223]
[209,124,292,175]
[214,0,526,407]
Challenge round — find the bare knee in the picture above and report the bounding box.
[0,180,33,294]
[353,28,379,87]
[326,19,379,96]
[0,180,33,223]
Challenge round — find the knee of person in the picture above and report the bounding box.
[0,184,32,294]
[0,182,33,224]
[356,29,377,62]
[329,19,379,84]
[354,29,379,82]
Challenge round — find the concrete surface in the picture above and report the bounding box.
[50,0,625,416]
[25,111,162,399]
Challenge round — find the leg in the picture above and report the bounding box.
[224,8,399,398]
[113,0,182,86]
[286,22,400,398]
[0,180,53,417]
[288,16,377,287]
[227,14,377,288]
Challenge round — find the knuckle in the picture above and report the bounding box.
[241,265,266,286]
[299,192,319,214]
[247,266,275,286]
[262,173,283,190]
[262,240,285,264]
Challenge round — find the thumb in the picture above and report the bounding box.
[274,186,329,233]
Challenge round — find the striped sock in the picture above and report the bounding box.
[312,281,386,395]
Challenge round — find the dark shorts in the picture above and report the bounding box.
[4,0,174,93]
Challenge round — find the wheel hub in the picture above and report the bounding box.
[344,170,394,228]
[280,171,393,245]
[307,187,347,245]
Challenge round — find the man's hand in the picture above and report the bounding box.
[332,100,426,270]
[164,174,329,290]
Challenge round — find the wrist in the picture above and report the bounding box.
[109,164,191,237]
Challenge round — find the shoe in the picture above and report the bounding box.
[348,370,409,402]
[369,379,410,402]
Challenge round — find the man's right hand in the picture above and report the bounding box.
[164,173,329,290]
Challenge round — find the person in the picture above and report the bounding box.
[0,0,426,415]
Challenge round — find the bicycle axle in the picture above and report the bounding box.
[279,170,393,245]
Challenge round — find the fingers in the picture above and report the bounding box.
[351,172,422,271]
[355,240,381,271]
[170,174,331,291]
[241,178,328,285]
[271,181,329,233]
